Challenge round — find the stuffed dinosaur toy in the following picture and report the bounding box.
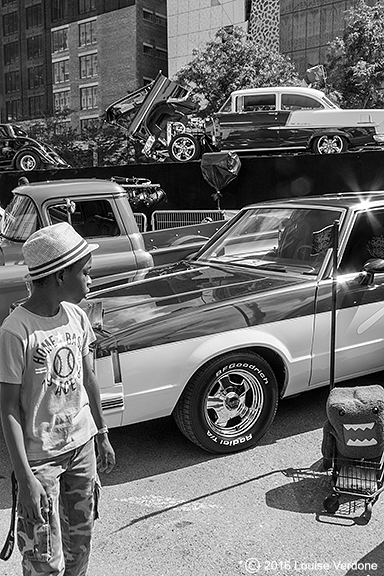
[322,385,384,467]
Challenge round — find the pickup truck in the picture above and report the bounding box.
[0,178,229,324]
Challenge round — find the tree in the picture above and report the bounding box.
[325,0,384,108]
[174,26,300,115]
[25,111,131,167]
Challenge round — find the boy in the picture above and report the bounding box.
[0,222,115,576]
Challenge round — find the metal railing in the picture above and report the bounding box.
[150,210,228,231]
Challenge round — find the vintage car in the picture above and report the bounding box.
[86,191,384,454]
[106,74,384,161]
[104,72,215,163]
[0,123,70,171]
[206,86,384,155]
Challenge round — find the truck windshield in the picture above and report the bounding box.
[0,194,39,242]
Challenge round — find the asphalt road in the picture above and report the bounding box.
[1,373,383,576]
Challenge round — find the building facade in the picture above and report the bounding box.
[167,0,358,78]
[0,0,167,128]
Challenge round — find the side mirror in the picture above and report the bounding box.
[359,258,384,285]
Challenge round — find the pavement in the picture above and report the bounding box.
[0,376,383,576]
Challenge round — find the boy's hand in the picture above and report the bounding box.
[96,435,115,474]
[18,475,49,525]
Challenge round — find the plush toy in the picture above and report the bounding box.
[322,385,384,467]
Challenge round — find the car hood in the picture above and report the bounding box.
[87,260,316,353]
[104,71,198,138]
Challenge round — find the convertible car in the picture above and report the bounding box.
[105,73,384,161]
[0,123,70,171]
[86,191,384,453]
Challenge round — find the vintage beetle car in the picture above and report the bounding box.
[0,123,70,171]
[206,86,384,155]
[107,74,384,161]
[86,191,384,454]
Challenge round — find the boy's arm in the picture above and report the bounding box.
[0,382,48,523]
[82,353,116,474]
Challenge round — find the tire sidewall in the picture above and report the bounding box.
[187,353,278,453]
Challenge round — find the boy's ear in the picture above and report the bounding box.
[56,268,66,285]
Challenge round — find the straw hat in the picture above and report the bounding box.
[22,222,99,281]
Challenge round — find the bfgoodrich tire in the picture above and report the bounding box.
[173,350,279,454]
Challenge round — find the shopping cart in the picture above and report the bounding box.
[323,452,384,522]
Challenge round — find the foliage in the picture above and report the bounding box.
[325,0,384,108]
[174,26,301,115]
[25,110,131,167]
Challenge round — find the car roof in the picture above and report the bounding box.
[246,190,384,211]
[12,179,125,202]
[230,86,327,99]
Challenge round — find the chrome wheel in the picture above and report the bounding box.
[168,134,201,162]
[204,367,264,438]
[314,135,347,154]
[16,151,40,171]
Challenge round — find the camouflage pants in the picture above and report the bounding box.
[17,439,100,576]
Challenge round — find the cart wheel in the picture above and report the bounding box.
[323,495,339,514]
[361,502,373,524]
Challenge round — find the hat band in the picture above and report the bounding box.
[28,237,90,279]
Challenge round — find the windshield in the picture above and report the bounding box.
[197,206,343,275]
[0,194,39,242]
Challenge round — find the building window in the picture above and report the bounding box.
[29,95,44,117]
[26,4,42,29]
[80,117,98,133]
[2,0,16,5]
[53,59,69,83]
[52,28,68,53]
[52,0,67,22]
[54,90,70,111]
[5,70,19,93]
[154,13,166,27]
[5,99,20,120]
[79,53,97,78]
[80,85,97,110]
[27,35,43,59]
[143,43,153,56]
[28,65,44,89]
[3,12,18,36]
[79,0,96,14]
[4,41,19,65]
[143,9,152,22]
[79,20,96,46]
[155,47,167,60]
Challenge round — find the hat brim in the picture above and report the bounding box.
[26,242,99,282]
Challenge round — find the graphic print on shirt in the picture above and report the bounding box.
[32,330,83,396]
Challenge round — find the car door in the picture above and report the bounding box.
[310,208,384,386]
[214,92,284,150]
[279,93,326,149]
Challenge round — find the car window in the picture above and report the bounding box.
[339,210,384,273]
[281,94,324,110]
[47,199,120,238]
[242,94,276,112]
